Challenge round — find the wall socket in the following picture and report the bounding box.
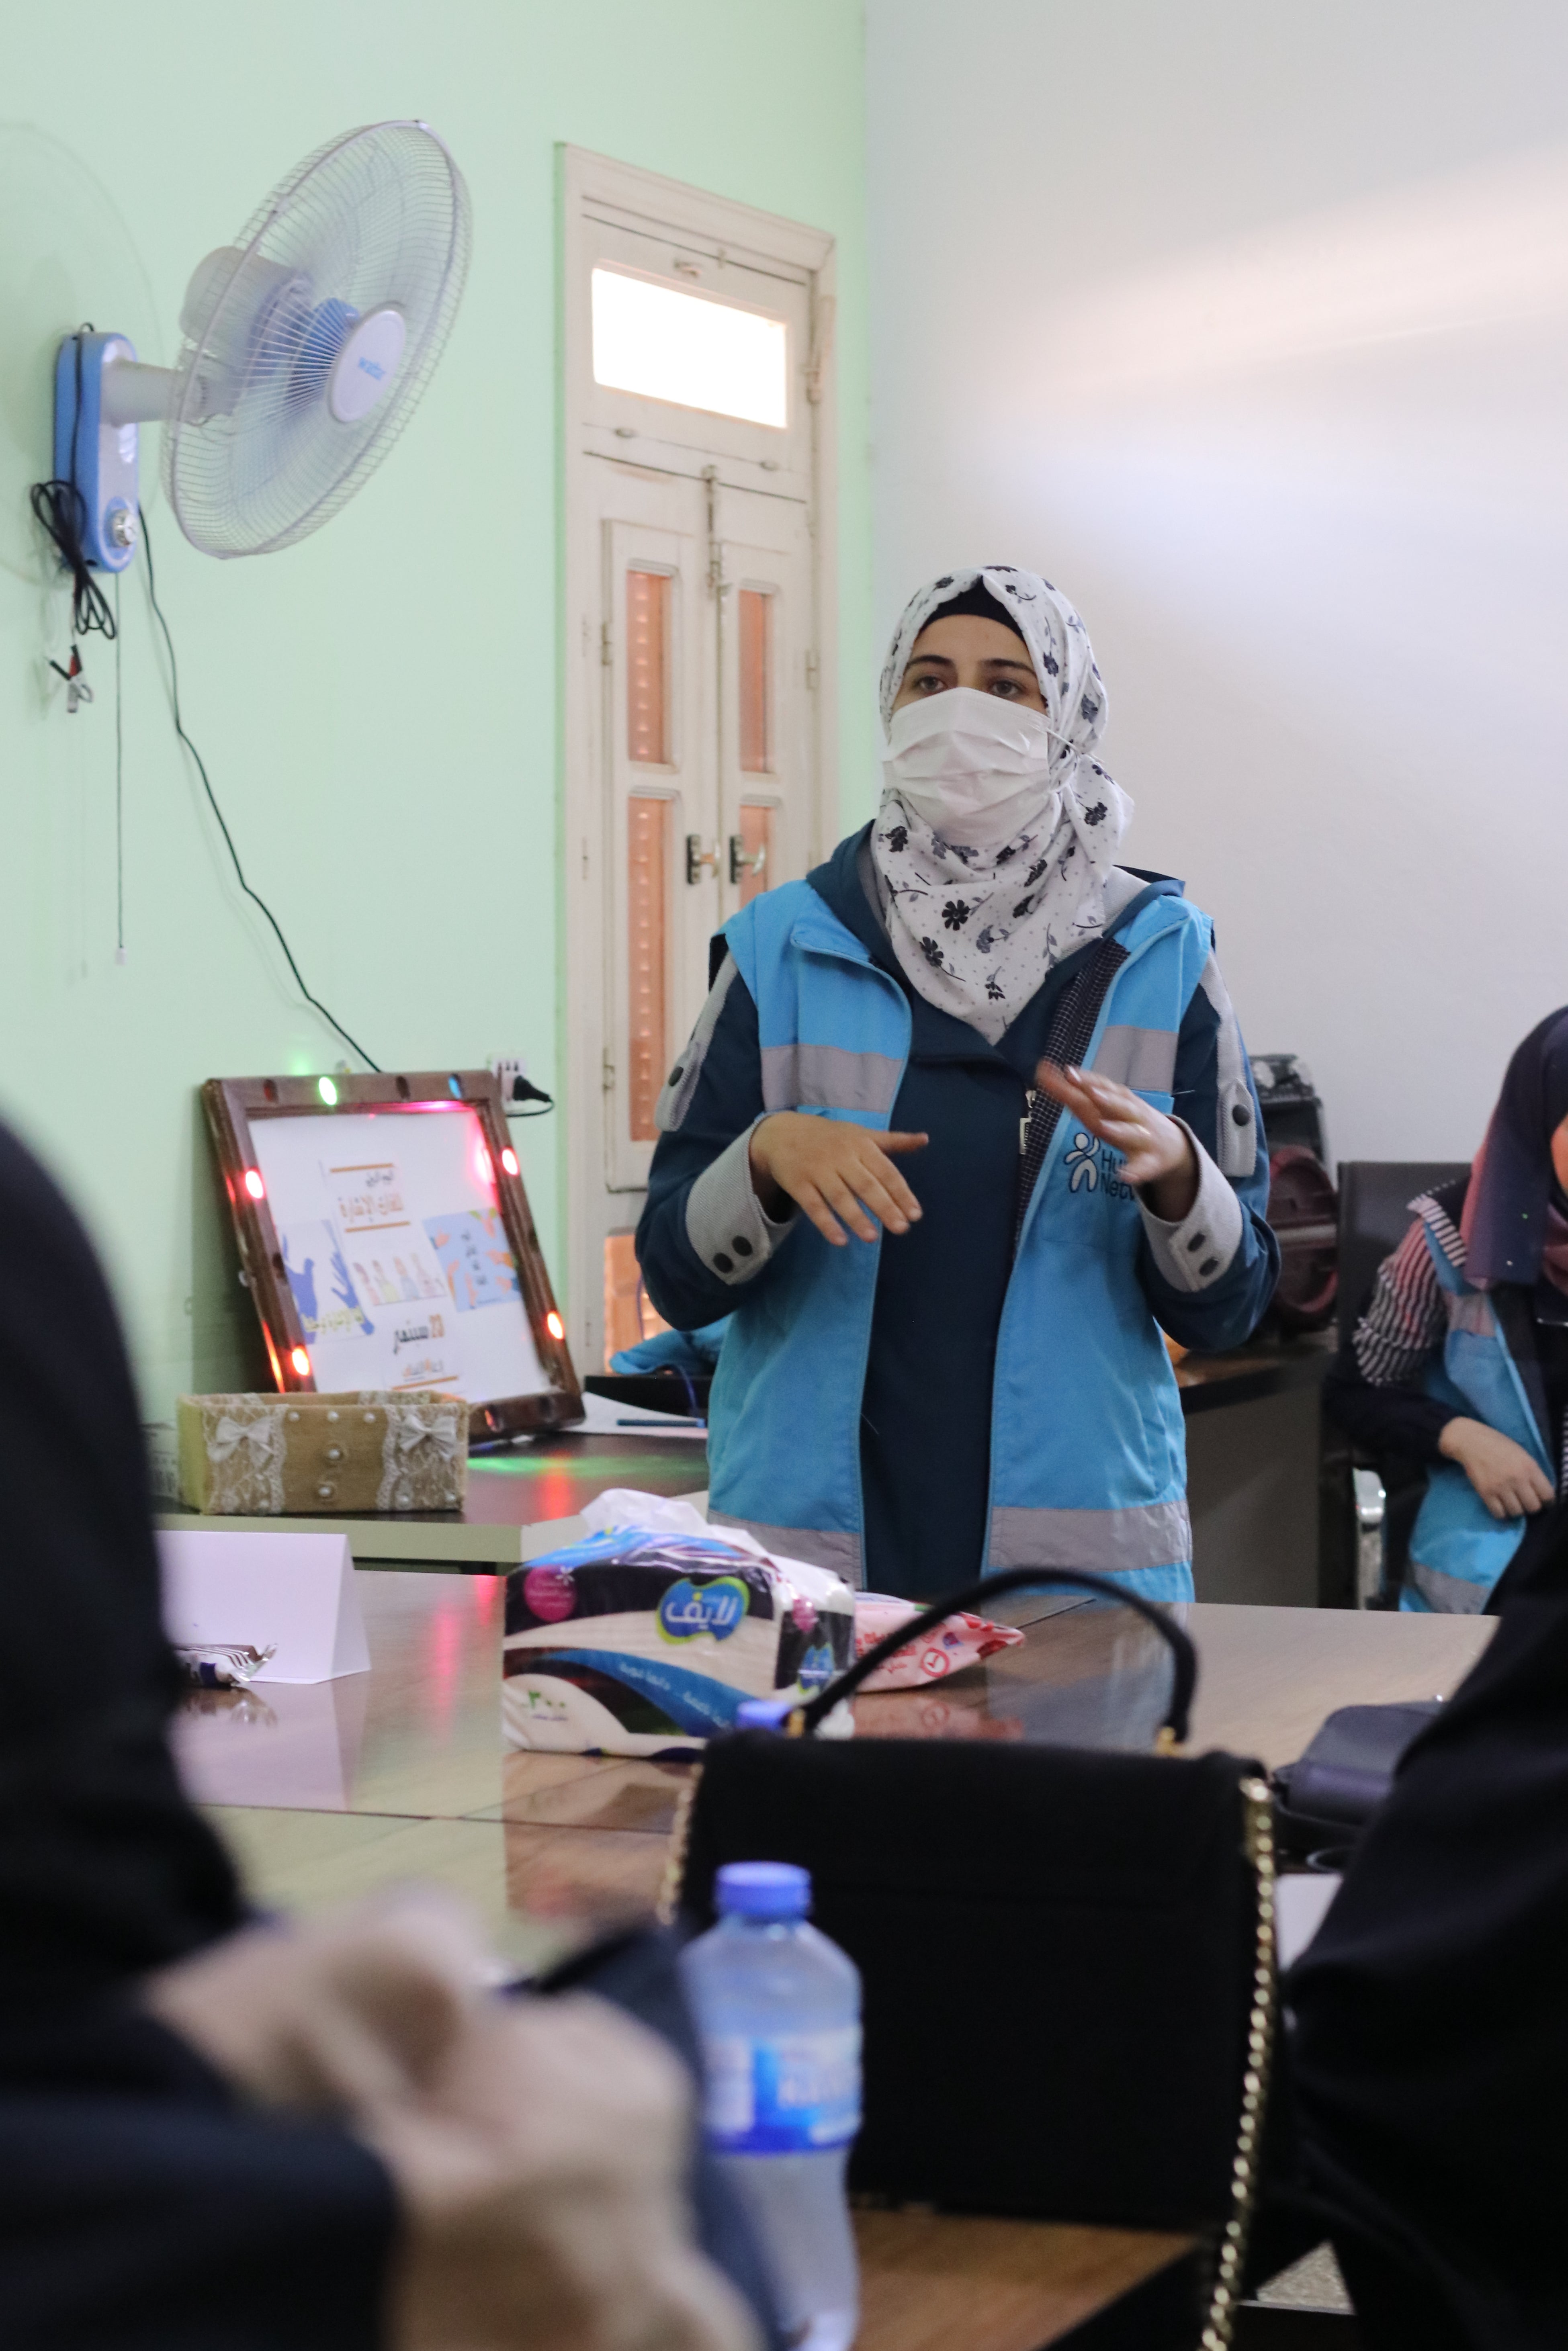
[491,1055,529,1104]
[490,1055,553,1115]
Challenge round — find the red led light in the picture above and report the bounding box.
[545,1310,565,1341]
[500,1147,519,1176]
[243,1168,265,1200]
[289,1346,311,1379]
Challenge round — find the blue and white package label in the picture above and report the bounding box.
[703,2027,862,2153]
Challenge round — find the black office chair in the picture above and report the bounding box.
[1331,1161,1469,1605]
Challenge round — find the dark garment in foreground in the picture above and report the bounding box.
[0,2008,393,2351]
[0,1121,243,2007]
[0,1121,397,2347]
[1268,1498,1568,2347]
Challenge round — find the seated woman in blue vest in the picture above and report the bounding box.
[1325,1009,1568,1612]
[636,567,1279,1600]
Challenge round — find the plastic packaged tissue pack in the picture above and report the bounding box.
[503,1526,856,1758]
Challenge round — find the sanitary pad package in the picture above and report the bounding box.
[503,1522,856,1758]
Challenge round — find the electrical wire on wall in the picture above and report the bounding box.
[113,573,125,965]
[31,328,115,716]
[138,506,382,1072]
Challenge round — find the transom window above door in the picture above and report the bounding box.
[591,267,788,429]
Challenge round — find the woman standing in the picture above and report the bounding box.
[637,567,1279,1600]
[1326,1008,1568,1611]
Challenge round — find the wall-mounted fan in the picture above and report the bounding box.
[54,119,470,567]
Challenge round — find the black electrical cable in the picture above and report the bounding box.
[138,505,382,1072]
[29,327,118,647]
[504,1074,555,1119]
[114,572,125,962]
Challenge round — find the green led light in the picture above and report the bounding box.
[318,1076,338,1106]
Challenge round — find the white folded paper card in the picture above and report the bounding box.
[158,1528,370,1684]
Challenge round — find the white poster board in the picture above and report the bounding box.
[248,1105,548,1406]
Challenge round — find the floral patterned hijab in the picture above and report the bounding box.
[872,566,1132,1044]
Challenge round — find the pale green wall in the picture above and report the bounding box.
[0,0,870,1413]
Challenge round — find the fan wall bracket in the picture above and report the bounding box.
[52,330,144,571]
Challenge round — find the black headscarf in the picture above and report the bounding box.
[1282,1500,1568,2347]
[1461,1006,1568,1290]
[0,1121,242,2014]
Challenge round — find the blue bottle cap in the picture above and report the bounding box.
[715,1862,811,1919]
[736,1697,794,1732]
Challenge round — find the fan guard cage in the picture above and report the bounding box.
[164,121,471,558]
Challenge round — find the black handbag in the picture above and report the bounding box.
[1273,1697,1443,1858]
[662,1568,1277,2349]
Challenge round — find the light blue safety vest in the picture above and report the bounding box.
[1404,1217,1554,1613]
[706,879,1234,1601]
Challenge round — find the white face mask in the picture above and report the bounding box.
[881,687,1056,842]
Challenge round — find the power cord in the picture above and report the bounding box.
[504,1076,555,1119]
[114,572,125,962]
[139,504,381,1071]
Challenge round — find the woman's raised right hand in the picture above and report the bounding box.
[748,1112,927,1246]
[1439,1416,1556,1519]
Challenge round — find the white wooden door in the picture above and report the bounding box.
[602,497,712,1196]
[563,149,837,1372]
[714,487,814,927]
[583,468,816,1362]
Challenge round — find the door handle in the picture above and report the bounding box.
[686,835,719,885]
[729,836,768,886]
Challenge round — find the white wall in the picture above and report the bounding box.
[864,0,1568,1164]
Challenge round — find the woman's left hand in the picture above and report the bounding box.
[1035,1060,1199,1223]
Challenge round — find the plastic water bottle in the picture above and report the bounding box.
[681,1861,862,2351]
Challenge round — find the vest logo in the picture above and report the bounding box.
[657,1575,749,1644]
[1064,1132,1137,1203]
[1065,1131,1099,1191]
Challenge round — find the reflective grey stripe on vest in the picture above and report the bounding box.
[759,1041,903,1118]
[1409,1558,1492,1615]
[988,1498,1192,1574]
[708,1511,864,1588]
[1092,1023,1178,1095]
[657,955,740,1133]
[1197,954,1257,1179]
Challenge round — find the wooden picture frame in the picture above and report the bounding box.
[202,1070,583,1442]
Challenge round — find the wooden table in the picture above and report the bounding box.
[183,1583,1489,1959]
[178,1574,1489,2349]
[853,2211,1193,2351]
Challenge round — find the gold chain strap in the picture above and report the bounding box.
[1199,1775,1279,2351]
[655,1764,704,1928]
